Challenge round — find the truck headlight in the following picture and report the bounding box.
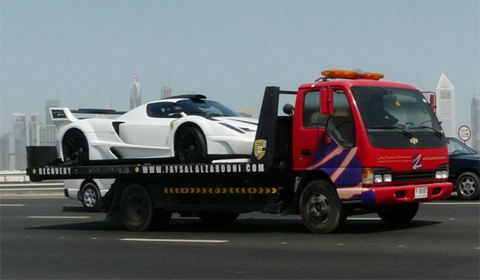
[363,168,392,184]
[435,165,449,179]
[435,170,448,179]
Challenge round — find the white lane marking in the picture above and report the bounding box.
[347,217,381,220]
[28,216,90,219]
[0,204,25,206]
[120,238,229,243]
[424,202,480,205]
[0,188,63,191]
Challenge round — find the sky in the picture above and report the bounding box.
[1,0,479,139]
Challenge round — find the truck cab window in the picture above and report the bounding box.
[303,91,327,128]
[330,90,355,147]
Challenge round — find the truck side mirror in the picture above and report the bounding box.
[429,94,436,113]
[320,87,334,115]
[282,103,294,116]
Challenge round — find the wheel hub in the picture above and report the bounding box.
[460,178,476,196]
[308,194,330,224]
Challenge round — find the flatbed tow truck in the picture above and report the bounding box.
[27,69,453,233]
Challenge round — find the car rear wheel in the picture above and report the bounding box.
[62,129,89,165]
[80,182,101,211]
[456,172,479,200]
[175,126,208,164]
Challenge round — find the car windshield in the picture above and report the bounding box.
[352,86,442,132]
[447,138,477,155]
[176,99,240,117]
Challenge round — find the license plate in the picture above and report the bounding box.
[415,187,428,199]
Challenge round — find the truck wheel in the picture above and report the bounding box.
[62,129,89,165]
[456,172,479,200]
[377,203,419,226]
[120,184,154,231]
[299,180,345,233]
[80,182,101,211]
[198,212,239,225]
[175,127,208,164]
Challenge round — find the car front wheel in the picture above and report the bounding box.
[80,182,102,211]
[175,126,208,164]
[456,171,479,200]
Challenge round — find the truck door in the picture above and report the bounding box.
[293,88,357,173]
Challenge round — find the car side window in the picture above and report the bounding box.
[147,102,175,118]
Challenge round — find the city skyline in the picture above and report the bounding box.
[1,1,478,137]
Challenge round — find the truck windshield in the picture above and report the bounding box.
[352,86,445,148]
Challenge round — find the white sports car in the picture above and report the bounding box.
[51,95,257,164]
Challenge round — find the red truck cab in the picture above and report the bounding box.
[292,69,452,206]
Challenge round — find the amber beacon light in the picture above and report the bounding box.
[321,69,384,80]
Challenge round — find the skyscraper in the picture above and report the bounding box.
[0,133,11,170]
[130,75,141,109]
[29,113,41,146]
[472,91,480,151]
[12,113,27,170]
[161,84,172,99]
[436,73,456,137]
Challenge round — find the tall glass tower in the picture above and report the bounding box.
[436,73,456,137]
[472,91,480,151]
[130,75,141,109]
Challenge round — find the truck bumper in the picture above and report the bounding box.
[362,182,453,206]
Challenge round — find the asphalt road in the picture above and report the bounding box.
[1,194,479,279]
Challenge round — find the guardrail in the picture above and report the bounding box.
[0,171,30,183]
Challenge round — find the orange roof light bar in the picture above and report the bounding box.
[321,69,384,80]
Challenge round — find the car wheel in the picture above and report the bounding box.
[456,172,479,200]
[377,203,419,226]
[299,180,345,233]
[175,126,208,164]
[80,182,101,211]
[62,129,89,165]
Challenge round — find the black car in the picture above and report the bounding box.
[447,137,480,200]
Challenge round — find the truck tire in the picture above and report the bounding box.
[120,184,154,231]
[198,212,239,225]
[377,203,419,226]
[456,172,479,200]
[80,181,101,211]
[299,180,345,233]
[175,126,208,164]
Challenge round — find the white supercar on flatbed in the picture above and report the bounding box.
[51,95,257,164]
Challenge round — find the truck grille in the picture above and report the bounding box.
[393,171,435,182]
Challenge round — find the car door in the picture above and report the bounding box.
[120,102,174,148]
